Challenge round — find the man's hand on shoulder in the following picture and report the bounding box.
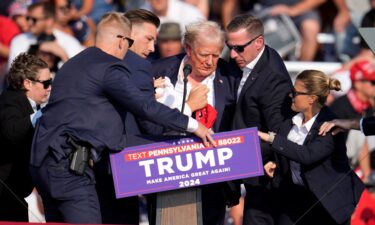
[319,119,360,136]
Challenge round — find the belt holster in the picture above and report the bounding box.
[67,136,90,175]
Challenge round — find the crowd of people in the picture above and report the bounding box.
[0,0,374,225]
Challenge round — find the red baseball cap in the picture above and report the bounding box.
[350,60,375,82]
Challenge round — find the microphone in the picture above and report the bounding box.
[181,64,192,114]
[183,64,192,82]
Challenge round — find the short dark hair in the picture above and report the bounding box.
[8,53,49,90]
[124,9,160,28]
[226,14,264,37]
[28,2,56,19]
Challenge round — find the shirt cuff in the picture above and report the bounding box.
[360,118,364,133]
[187,117,199,133]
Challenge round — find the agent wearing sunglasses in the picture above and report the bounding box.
[226,14,294,225]
[91,9,161,225]
[0,53,51,222]
[258,70,364,225]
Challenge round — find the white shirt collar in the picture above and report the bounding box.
[292,112,319,132]
[242,46,265,71]
[27,97,38,112]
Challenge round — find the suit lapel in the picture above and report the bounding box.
[237,47,268,103]
[19,91,34,115]
[166,55,185,86]
[213,70,226,131]
[279,119,293,137]
[303,108,330,145]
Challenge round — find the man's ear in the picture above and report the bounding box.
[23,79,32,91]
[255,36,264,50]
[185,44,192,58]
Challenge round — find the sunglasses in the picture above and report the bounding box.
[117,35,134,48]
[29,78,53,89]
[289,88,310,98]
[226,35,262,53]
[26,16,47,25]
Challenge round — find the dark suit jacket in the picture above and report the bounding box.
[0,89,34,199]
[232,45,293,164]
[31,47,191,167]
[123,50,163,136]
[152,54,240,133]
[231,45,293,186]
[271,107,365,224]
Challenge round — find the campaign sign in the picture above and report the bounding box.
[110,128,263,198]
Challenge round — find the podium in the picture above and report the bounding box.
[156,188,202,225]
[111,129,263,225]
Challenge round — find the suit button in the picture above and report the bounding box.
[280,147,284,151]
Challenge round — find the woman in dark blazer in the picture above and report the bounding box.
[258,70,365,225]
[0,53,51,221]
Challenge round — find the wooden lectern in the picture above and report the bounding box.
[156,187,203,225]
[124,134,204,225]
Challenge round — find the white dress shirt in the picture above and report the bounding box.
[287,112,319,186]
[156,56,215,131]
[157,56,215,113]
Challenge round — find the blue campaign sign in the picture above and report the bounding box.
[110,128,263,198]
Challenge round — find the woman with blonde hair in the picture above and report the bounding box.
[258,70,364,225]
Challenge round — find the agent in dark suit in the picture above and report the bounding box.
[30,12,214,224]
[123,9,163,136]
[151,20,241,225]
[0,53,51,221]
[259,70,365,225]
[93,9,162,225]
[226,14,293,225]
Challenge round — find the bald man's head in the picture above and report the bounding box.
[95,12,132,59]
[96,12,131,43]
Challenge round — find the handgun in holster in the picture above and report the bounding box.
[67,136,90,175]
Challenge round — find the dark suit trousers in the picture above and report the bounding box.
[94,157,139,225]
[243,184,282,225]
[277,180,349,225]
[201,184,227,225]
[30,153,101,223]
